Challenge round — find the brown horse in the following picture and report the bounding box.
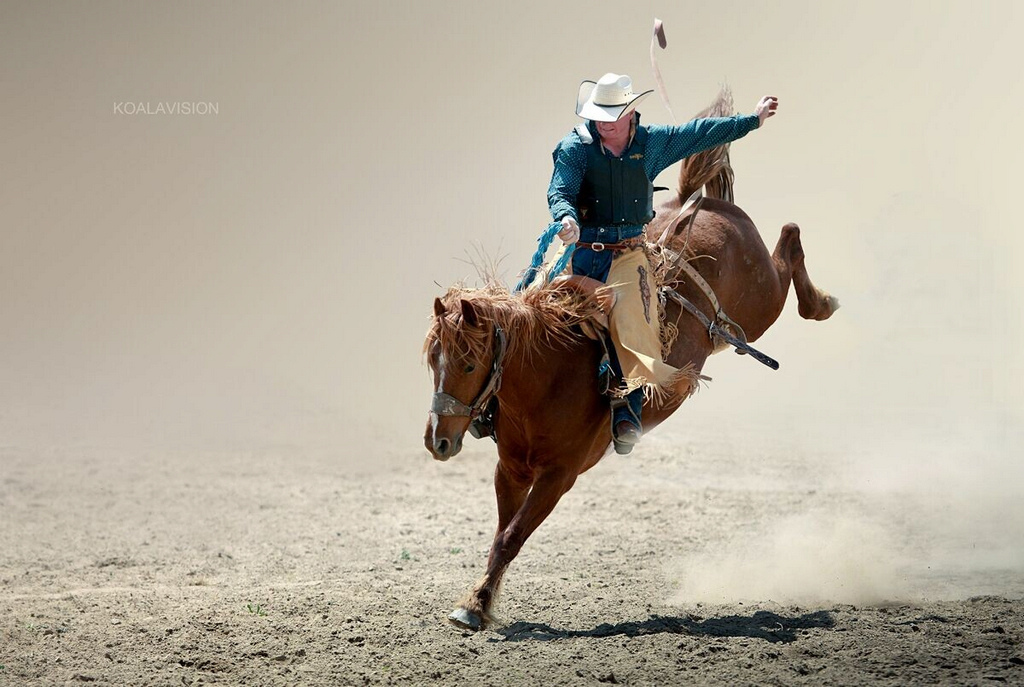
[423,93,838,631]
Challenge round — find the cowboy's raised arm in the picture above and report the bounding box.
[645,95,778,179]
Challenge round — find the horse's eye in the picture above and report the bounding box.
[464,363,476,373]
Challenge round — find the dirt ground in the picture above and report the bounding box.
[2,424,1022,687]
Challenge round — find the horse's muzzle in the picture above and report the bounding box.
[424,419,464,461]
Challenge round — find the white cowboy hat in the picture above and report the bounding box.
[575,73,654,122]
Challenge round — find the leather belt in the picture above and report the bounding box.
[576,236,645,253]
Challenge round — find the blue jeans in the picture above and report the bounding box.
[571,224,645,282]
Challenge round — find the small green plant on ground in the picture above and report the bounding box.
[246,603,267,617]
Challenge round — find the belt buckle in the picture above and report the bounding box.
[592,241,606,252]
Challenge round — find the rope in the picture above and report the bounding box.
[514,222,576,292]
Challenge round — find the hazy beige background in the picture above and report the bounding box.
[1,0,1021,463]
[1,0,1023,609]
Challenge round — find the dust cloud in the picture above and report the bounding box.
[671,515,907,606]
[666,421,1024,605]
[662,181,1024,604]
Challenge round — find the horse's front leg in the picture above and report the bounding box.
[449,466,576,631]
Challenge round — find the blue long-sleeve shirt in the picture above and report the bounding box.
[547,113,760,227]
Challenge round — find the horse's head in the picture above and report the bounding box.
[424,295,505,461]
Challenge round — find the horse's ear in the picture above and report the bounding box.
[460,299,479,327]
[433,297,447,318]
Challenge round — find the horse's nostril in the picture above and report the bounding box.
[435,437,451,456]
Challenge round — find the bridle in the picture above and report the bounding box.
[430,325,508,422]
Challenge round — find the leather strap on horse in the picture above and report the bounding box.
[671,253,748,343]
[662,287,779,370]
[430,325,509,418]
[656,190,703,249]
[658,195,750,346]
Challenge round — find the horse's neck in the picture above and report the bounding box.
[498,332,596,412]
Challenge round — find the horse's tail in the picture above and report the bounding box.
[676,86,736,203]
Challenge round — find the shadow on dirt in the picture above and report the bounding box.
[493,610,835,644]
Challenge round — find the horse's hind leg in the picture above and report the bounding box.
[774,222,840,321]
[449,466,575,631]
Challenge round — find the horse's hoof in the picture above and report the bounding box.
[448,607,483,631]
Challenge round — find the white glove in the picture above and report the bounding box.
[557,216,580,244]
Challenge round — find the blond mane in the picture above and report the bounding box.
[424,280,601,364]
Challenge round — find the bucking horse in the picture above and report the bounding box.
[423,90,839,631]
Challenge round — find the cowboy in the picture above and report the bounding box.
[548,72,778,454]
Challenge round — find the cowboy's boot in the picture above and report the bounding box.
[611,389,643,455]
